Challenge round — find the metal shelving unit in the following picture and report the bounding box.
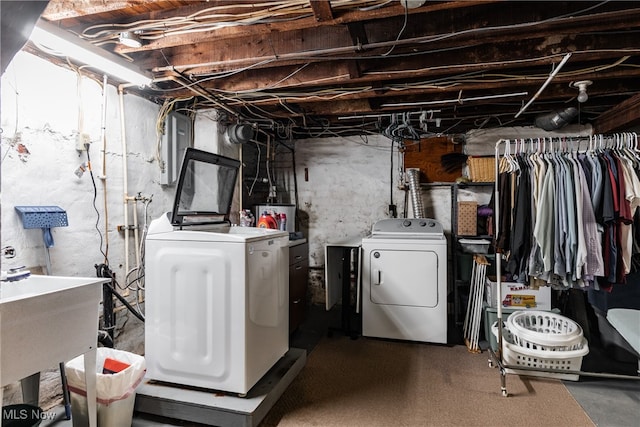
[451,182,494,327]
[420,182,494,328]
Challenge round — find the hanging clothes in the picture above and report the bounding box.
[495,135,640,291]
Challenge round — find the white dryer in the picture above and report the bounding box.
[362,218,447,344]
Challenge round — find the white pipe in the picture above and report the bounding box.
[100,74,109,262]
[119,85,130,278]
[132,197,141,271]
[514,53,572,118]
[381,92,528,108]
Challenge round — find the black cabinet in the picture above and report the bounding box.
[289,241,309,334]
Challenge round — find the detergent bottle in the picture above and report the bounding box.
[279,213,287,231]
[257,211,278,229]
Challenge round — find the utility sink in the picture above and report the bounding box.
[1,274,108,427]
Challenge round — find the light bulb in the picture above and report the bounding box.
[119,32,142,48]
[571,80,592,103]
[577,89,588,103]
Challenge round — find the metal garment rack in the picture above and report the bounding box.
[488,136,640,397]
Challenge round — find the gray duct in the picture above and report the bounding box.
[534,107,578,131]
[226,123,255,144]
[406,168,424,218]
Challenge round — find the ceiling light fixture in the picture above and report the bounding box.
[29,19,152,87]
[570,80,592,103]
[119,31,143,48]
[400,0,427,8]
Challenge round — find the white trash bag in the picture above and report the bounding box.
[65,347,146,427]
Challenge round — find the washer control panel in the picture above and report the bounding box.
[371,218,443,236]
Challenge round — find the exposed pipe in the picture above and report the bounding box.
[131,195,141,273]
[514,53,572,118]
[100,74,110,262]
[118,85,130,280]
[406,168,424,218]
[381,92,529,108]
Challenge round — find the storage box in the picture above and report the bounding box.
[485,278,551,311]
[457,201,477,235]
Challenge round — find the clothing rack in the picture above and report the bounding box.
[489,134,640,397]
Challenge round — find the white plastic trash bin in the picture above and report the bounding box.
[64,347,146,427]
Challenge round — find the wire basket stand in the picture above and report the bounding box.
[14,206,68,275]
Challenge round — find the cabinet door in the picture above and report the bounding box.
[289,261,308,332]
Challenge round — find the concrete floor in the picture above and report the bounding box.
[38,305,640,427]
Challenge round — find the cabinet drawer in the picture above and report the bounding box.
[289,242,308,264]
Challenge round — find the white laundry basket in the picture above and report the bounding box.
[64,347,146,427]
[492,319,589,381]
[506,310,584,350]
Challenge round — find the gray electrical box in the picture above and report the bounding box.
[161,111,192,185]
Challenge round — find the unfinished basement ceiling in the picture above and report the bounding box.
[20,1,640,138]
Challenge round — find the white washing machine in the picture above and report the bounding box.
[362,218,448,344]
[145,148,289,396]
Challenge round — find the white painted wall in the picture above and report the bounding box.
[2,52,167,278]
[294,135,406,267]
[0,52,234,408]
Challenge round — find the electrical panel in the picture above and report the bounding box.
[161,111,192,185]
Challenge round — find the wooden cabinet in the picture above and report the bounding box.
[289,241,309,334]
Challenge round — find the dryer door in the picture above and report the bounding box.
[369,248,439,307]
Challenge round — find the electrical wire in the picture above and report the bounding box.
[85,145,109,264]
[247,140,261,196]
[155,96,194,171]
[73,0,633,137]
[381,2,409,57]
[79,1,388,44]
[175,53,635,112]
[96,264,145,322]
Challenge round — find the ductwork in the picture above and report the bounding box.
[226,123,255,144]
[406,168,424,218]
[534,107,578,131]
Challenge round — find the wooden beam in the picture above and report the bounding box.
[112,0,497,53]
[593,93,640,133]
[161,36,640,94]
[347,21,369,50]
[309,1,333,22]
